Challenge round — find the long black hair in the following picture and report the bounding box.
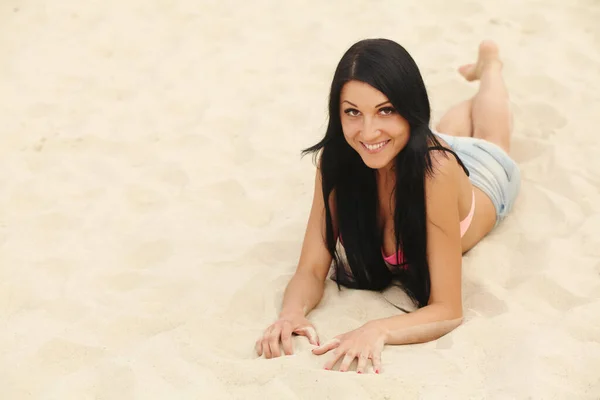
[302,38,445,309]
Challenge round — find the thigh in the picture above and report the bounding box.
[472,99,514,153]
[435,99,473,138]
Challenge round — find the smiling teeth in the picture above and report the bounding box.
[364,141,388,150]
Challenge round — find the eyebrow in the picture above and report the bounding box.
[342,100,391,108]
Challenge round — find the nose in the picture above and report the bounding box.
[361,116,381,142]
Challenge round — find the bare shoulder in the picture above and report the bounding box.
[316,160,337,213]
[425,149,461,189]
[423,148,464,230]
[295,163,336,283]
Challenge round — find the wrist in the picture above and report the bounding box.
[279,306,307,319]
[368,319,390,344]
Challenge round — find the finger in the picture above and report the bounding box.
[255,338,263,357]
[323,346,345,371]
[356,352,369,374]
[372,351,382,374]
[338,351,357,372]
[312,338,340,356]
[262,337,273,359]
[268,326,283,358]
[296,326,320,346]
[262,326,276,359]
[281,323,294,356]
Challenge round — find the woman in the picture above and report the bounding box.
[255,39,520,374]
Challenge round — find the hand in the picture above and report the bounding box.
[312,321,386,374]
[255,313,320,359]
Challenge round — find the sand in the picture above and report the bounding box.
[1,0,599,398]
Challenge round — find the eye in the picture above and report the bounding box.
[379,107,396,116]
[344,108,360,117]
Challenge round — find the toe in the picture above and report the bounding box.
[458,63,475,79]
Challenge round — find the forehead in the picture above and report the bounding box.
[340,80,389,105]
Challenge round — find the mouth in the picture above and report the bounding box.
[361,140,390,154]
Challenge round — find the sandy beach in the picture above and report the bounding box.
[1,0,599,398]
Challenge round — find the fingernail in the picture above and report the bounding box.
[375,369,380,374]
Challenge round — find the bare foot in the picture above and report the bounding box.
[458,40,502,82]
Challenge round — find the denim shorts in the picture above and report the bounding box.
[433,131,521,226]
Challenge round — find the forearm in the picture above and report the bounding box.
[279,271,325,318]
[374,304,463,345]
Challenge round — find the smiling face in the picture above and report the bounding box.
[340,80,410,171]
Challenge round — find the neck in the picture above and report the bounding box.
[376,163,396,186]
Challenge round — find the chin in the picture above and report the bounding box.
[361,157,391,170]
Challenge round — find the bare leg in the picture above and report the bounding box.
[436,41,513,152]
[435,99,473,138]
[458,40,513,152]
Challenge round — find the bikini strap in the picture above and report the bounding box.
[428,146,470,177]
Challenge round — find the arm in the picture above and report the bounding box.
[257,166,337,358]
[373,153,465,345]
[256,167,337,358]
[279,271,326,318]
[279,166,337,318]
[311,154,465,371]
[373,304,462,345]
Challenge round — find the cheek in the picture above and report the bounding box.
[341,119,360,138]
[385,118,410,137]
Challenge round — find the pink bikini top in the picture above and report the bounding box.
[341,144,474,267]
[383,189,475,266]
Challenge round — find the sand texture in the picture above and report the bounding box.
[1,0,599,399]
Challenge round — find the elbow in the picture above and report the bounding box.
[447,309,464,323]
[431,314,463,343]
[433,301,463,321]
[441,307,464,335]
[432,304,464,338]
[427,319,462,344]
